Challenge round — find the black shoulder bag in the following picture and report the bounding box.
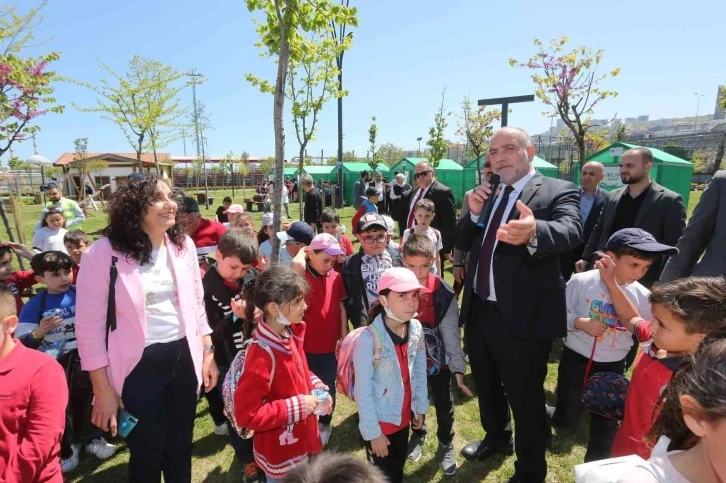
[105,256,119,350]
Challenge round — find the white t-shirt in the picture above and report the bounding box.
[565,270,652,362]
[139,245,184,346]
[617,451,690,482]
[269,185,289,204]
[31,227,68,253]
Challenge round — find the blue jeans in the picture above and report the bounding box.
[217,366,254,465]
[305,352,337,425]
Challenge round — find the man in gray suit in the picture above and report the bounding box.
[352,170,370,209]
[660,170,726,282]
[576,147,686,288]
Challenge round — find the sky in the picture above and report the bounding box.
[8,0,726,164]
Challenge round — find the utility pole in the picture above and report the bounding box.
[187,70,208,208]
[477,94,534,127]
[331,0,352,203]
[694,93,704,134]
[181,128,187,156]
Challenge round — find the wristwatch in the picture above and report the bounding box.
[203,344,215,353]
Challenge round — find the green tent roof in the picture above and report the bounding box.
[465,155,557,170]
[283,167,298,176]
[586,142,693,166]
[392,157,463,171]
[303,165,335,174]
[341,162,390,173]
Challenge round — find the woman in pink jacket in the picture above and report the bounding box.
[75,175,218,482]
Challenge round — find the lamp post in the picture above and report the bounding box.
[694,93,704,133]
[416,137,422,157]
[25,154,52,204]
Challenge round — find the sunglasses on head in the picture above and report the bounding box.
[414,170,432,179]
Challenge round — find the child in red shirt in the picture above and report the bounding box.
[0,284,68,483]
[599,257,726,460]
[234,266,331,483]
[291,233,348,446]
[0,244,37,314]
[321,209,354,273]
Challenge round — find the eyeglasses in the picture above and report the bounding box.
[361,236,387,244]
[414,170,432,179]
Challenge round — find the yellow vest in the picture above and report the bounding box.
[45,198,81,227]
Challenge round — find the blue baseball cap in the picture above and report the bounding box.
[604,228,678,255]
[277,221,315,245]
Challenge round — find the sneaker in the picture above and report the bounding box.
[242,462,261,483]
[407,431,426,462]
[439,442,457,475]
[61,444,80,474]
[214,422,229,436]
[319,422,332,447]
[85,437,117,460]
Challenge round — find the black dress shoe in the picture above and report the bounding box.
[460,437,514,461]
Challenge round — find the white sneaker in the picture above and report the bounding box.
[214,422,229,436]
[61,444,80,473]
[85,437,117,460]
[319,423,332,447]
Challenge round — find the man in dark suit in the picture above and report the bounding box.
[457,127,582,483]
[560,161,607,281]
[660,170,726,281]
[576,147,686,288]
[399,161,457,260]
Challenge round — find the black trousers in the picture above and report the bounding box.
[553,345,623,462]
[305,352,337,426]
[410,367,454,445]
[121,338,198,483]
[58,350,101,458]
[204,380,227,426]
[365,426,409,483]
[465,297,552,483]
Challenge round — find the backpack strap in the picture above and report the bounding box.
[254,340,276,389]
[582,338,598,389]
[105,256,119,350]
[368,323,383,365]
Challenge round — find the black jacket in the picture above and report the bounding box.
[457,173,582,340]
[341,246,402,329]
[202,265,258,368]
[304,188,324,227]
[560,187,607,280]
[399,179,457,254]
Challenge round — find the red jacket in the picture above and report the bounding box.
[234,321,324,479]
[0,341,67,483]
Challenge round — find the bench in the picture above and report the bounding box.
[244,198,265,212]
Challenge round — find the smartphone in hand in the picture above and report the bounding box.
[117,408,138,439]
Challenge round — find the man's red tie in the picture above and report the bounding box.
[476,185,514,301]
[407,188,425,230]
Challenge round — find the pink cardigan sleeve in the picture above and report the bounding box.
[75,238,114,372]
[186,236,212,337]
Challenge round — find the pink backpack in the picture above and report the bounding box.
[336,324,383,402]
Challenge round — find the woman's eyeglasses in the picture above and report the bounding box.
[414,170,432,179]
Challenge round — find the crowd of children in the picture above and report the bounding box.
[2,192,726,483]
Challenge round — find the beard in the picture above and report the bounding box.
[621,172,645,184]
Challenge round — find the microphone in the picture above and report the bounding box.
[476,174,501,229]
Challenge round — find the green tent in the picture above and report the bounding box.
[283,167,298,178]
[302,165,337,183]
[462,155,560,196]
[340,162,390,206]
[390,158,466,203]
[576,142,694,207]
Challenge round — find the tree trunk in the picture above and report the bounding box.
[270,0,292,265]
[576,137,586,169]
[712,132,725,175]
[0,200,25,270]
[298,146,305,221]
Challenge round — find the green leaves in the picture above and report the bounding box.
[427,87,450,169]
[457,96,501,161]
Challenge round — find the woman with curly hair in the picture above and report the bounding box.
[75,175,219,483]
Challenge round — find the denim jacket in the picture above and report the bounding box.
[352,314,429,441]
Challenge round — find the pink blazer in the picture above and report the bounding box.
[75,235,212,396]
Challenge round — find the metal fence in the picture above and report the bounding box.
[0,171,47,196]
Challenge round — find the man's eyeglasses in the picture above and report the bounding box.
[414,170,432,179]
[361,236,387,244]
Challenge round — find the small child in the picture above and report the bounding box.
[203,228,262,481]
[617,334,726,483]
[291,234,348,446]
[351,187,380,235]
[16,251,116,473]
[353,267,429,483]
[231,212,255,231]
[273,221,314,267]
[234,266,331,483]
[280,452,387,483]
[263,193,272,213]
[402,199,442,275]
[342,213,402,329]
[224,204,246,228]
[0,284,69,483]
[383,215,401,260]
[217,196,233,223]
[258,212,273,248]
[321,208,354,273]
[549,228,673,462]
[602,271,726,460]
[63,230,90,285]
[32,208,68,253]
[0,243,37,314]
[401,234,472,475]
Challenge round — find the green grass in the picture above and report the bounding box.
[0,190,703,482]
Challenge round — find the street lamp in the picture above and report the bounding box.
[25,154,52,203]
[694,93,704,133]
[417,137,422,157]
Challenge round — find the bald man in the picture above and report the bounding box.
[559,161,607,281]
